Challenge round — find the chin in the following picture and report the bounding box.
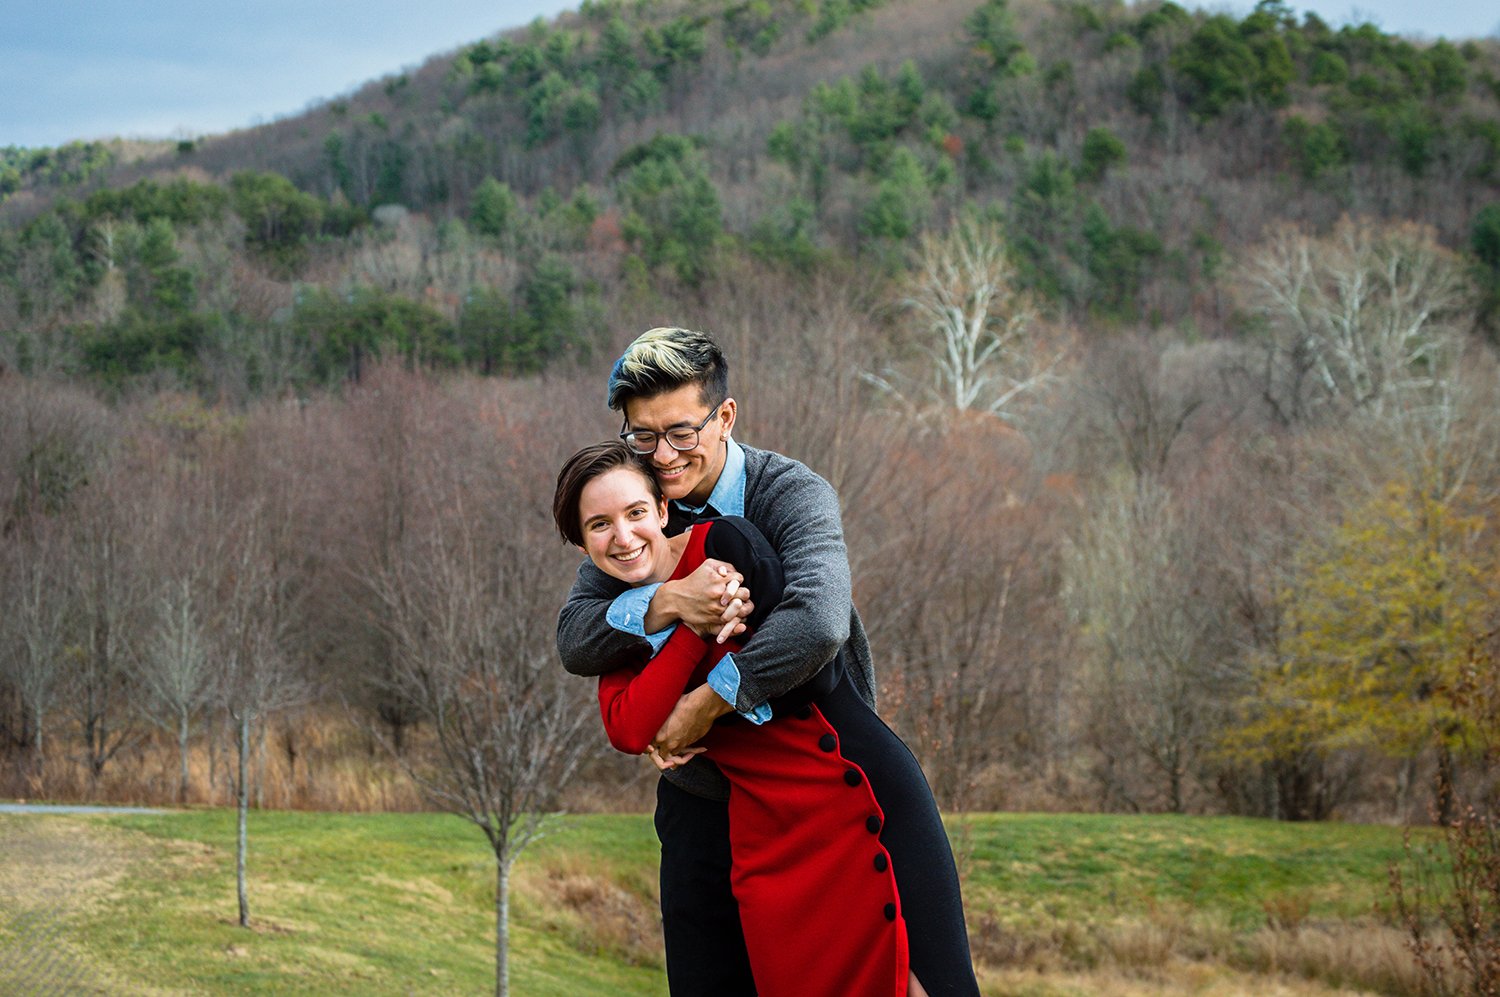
[655,467,697,499]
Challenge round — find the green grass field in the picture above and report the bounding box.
[0,809,1428,996]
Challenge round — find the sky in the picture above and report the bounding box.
[3,0,1497,151]
[2,0,576,149]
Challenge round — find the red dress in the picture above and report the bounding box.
[598,522,909,997]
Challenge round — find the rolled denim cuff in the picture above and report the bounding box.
[707,652,772,724]
[606,584,674,653]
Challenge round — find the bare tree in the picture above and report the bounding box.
[61,471,151,790]
[0,378,112,534]
[1077,336,1208,480]
[0,520,70,767]
[708,263,906,507]
[134,575,215,803]
[368,437,593,997]
[1242,216,1471,428]
[864,213,1065,420]
[847,414,1069,809]
[203,489,307,928]
[1062,476,1231,813]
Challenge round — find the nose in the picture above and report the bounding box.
[652,435,678,463]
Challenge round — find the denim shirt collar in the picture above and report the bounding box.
[673,437,745,519]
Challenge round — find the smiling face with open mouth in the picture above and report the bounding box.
[577,465,676,586]
[621,384,736,506]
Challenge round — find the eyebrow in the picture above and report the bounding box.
[583,500,650,525]
[628,417,697,432]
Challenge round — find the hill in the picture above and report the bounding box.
[2,0,1498,393]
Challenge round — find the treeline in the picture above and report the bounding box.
[3,210,1499,819]
[0,171,606,396]
[1,142,121,200]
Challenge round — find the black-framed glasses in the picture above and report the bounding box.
[620,403,722,455]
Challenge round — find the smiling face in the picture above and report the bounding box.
[622,383,736,505]
[577,466,675,586]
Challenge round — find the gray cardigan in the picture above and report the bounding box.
[556,443,876,800]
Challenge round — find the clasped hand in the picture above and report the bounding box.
[672,558,754,643]
[647,685,734,770]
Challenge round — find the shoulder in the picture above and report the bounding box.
[740,444,837,512]
[703,515,775,563]
[740,442,810,479]
[568,555,629,598]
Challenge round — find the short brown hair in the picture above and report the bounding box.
[553,441,662,547]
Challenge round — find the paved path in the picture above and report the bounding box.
[0,803,166,815]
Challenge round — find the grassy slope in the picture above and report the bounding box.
[2,810,1420,995]
[956,813,1407,930]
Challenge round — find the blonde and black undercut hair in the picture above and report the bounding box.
[606,327,729,412]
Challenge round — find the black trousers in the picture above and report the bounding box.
[654,777,757,996]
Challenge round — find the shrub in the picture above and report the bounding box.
[1079,127,1127,182]
[1391,641,1500,996]
[470,177,519,240]
[1283,116,1346,179]
[1308,50,1349,86]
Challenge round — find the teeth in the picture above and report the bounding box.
[613,547,644,562]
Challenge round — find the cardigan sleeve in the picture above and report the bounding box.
[729,457,852,711]
[556,558,653,678]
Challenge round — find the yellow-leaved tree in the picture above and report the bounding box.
[1227,481,1497,818]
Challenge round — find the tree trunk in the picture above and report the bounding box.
[177,710,191,804]
[495,855,510,997]
[237,709,250,928]
[1396,755,1418,820]
[1435,745,1456,826]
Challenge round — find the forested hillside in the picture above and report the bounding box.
[3,0,1500,823]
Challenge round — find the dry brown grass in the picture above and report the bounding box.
[978,961,1395,996]
[967,908,1428,997]
[0,714,428,812]
[512,852,665,970]
[1236,922,1433,996]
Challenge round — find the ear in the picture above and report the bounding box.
[657,498,669,525]
[718,397,737,437]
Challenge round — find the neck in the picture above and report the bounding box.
[685,440,727,506]
[648,531,692,586]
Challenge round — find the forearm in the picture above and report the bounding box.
[729,599,846,709]
[648,670,739,757]
[557,562,649,677]
[598,628,709,754]
[642,579,683,635]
